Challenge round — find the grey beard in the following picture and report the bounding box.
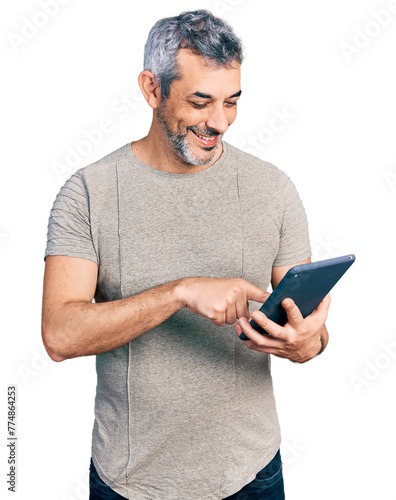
[157,106,222,166]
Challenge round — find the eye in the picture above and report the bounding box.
[189,102,208,109]
[225,101,238,107]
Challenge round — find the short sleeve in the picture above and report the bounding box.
[273,173,311,267]
[44,171,98,264]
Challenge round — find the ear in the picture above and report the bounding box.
[138,70,162,109]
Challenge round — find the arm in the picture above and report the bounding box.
[42,255,269,362]
[234,258,330,363]
[41,256,184,361]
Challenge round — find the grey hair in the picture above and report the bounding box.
[143,10,244,98]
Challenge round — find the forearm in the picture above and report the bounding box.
[42,279,184,361]
[42,257,270,362]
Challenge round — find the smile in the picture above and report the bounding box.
[190,129,219,147]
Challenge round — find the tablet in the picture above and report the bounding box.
[239,254,356,340]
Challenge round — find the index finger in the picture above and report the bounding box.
[237,314,285,344]
[248,310,286,340]
[245,282,271,304]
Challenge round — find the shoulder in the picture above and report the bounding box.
[75,143,128,185]
[224,141,290,188]
[56,143,129,203]
[51,145,128,209]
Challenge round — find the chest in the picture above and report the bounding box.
[93,164,280,300]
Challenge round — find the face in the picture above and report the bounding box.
[155,49,241,167]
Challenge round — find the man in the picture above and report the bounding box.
[42,10,329,500]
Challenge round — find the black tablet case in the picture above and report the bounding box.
[240,254,356,339]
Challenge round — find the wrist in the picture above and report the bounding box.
[172,278,190,309]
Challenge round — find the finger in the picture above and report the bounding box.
[235,299,250,320]
[316,293,331,312]
[281,298,304,329]
[234,322,244,337]
[309,293,331,321]
[235,325,284,354]
[237,316,285,345]
[211,310,226,326]
[235,321,251,341]
[225,304,237,325]
[235,320,284,351]
[249,310,286,339]
[245,283,271,304]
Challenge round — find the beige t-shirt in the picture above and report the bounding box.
[45,141,311,499]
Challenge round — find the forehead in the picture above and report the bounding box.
[173,49,241,94]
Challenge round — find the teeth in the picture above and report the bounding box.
[194,131,213,142]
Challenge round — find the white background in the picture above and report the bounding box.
[2,0,396,498]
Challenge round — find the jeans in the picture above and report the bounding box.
[89,450,284,499]
[89,460,127,499]
[223,450,285,499]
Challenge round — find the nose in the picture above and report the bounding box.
[205,104,229,135]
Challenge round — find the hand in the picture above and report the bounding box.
[177,277,270,326]
[234,294,331,363]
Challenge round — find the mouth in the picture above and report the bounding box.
[190,129,220,148]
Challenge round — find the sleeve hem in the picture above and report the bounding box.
[44,250,98,265]
[272,251,311,268]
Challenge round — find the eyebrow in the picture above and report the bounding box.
[190,90,242,99]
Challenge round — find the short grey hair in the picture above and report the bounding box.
[143,10,244,99]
